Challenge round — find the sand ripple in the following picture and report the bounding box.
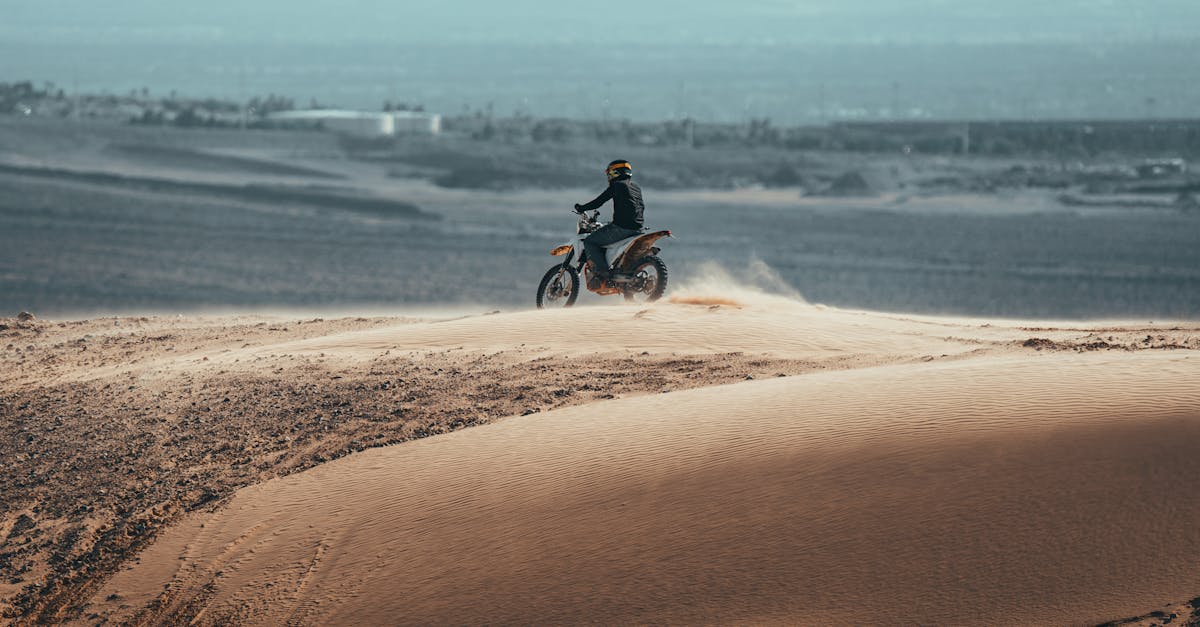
[93,352,1200,625]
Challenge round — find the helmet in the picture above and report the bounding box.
[606,159,633,181]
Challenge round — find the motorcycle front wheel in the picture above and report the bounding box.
[623,256,668,303]
[536,264,580,309]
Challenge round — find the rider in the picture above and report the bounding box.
[574,159,644,282]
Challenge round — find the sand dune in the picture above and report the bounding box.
[221,302,972,362]
[204,293,1076,366]
[70,299,1200,625]
[104,144,346,180]
[0,162,434,222]
[34,294,976,388]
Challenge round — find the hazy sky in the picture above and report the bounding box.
[7,1,1199,121]
[5,1,1198,45]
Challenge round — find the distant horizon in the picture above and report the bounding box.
[9,2,1200,123]
[6,38,1199,124]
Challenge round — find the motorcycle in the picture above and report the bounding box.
[535,209,672,308]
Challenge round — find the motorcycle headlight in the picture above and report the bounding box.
[550,245,572,256]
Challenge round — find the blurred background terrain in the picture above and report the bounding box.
[1,0,1198,319]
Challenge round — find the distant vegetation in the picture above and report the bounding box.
[0,80,300,129]
[0,81,64,116]
[5,79,1197,159]
[347,113,1198,193]
[439,112,1200,160]
[3,79,1196,195]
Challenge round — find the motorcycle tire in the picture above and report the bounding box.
[536,264,580,309]
[622,256,668,303]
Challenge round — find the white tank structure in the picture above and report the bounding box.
[265,110,441,137]
[389,111,442,136]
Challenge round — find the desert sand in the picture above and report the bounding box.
[3,287,1199,624]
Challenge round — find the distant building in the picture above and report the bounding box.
[389,110,442,135]
[266,109,440,137]
[1136,158,1187,179]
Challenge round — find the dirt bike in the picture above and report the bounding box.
[536,209,672,308]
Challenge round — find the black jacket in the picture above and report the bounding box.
[579,176,644,230]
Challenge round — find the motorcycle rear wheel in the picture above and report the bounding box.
[536,264,580,309]
[623,256,668,303]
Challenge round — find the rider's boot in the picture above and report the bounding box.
[587,261,609,289]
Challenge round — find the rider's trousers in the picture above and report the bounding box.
[583,224,641,274]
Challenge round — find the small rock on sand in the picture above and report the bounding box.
[17,311,35,321]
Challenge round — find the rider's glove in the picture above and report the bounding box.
[573,203,583,213]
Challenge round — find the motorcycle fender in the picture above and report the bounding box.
[613,231,671,272]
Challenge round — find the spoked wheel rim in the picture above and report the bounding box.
[543,272,570,304]
[537,265,579,308]
[624,258,666,304]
